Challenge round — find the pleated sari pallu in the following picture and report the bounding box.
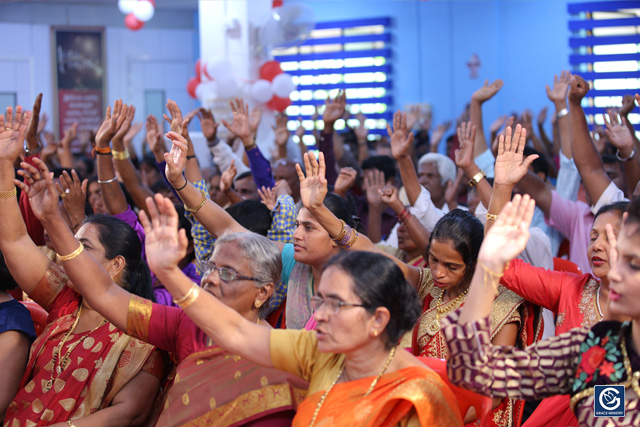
[156,346,308,427]
[292,367,463,426]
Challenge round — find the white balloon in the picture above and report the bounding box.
[216,78,239,99]
[118,0,137,14]
[197,81,217,101]
[271,73,295,98]
[251,80,273,103]
[260,3,316,49]
[133,0,155,22]
[205,58,232,81]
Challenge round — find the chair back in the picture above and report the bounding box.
[553,257,581,274]
[419,357,492,426]
[20,301,48,337]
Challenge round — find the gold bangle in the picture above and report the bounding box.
[57,244,84,262]
[485,212,498,221]
[468,170,486,188]
[112,149,130,160]
[173,284,200,309]
[67,421,78,427]
[343,230,359,248]
[184,189,207,213]
[0,187,16,199]
[332,220,348,242]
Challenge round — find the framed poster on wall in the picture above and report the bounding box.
[53,28,105,152]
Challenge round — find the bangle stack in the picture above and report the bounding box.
[332,220,358,248]
[185,189,207,213]
[57,244,84,262]
[173,284,201,309]
[397,207,411,223]
[112,149,129,160]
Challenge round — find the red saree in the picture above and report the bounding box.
[3,263,161,426]
[292,366,462,426]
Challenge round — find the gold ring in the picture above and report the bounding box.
[60,193,66,199]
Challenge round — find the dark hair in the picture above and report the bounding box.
[602,154,622,167]
[361,155,397,183]
[324,251,421,349]
[174,205,195,262]
[81,215,155,302]
[226,200,272,236]
[429,209,484,283]
[235,171,253,182]
[323,192,356,228]
[0,250,19,292]
[594,201,629,222]
[625,196,640,227]
[523,146,549,180]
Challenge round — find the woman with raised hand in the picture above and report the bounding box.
[139,193,462,426]
[0,105,163,426]
[162,98,359,329]
[297,123,541,426]
[443,193,640,426]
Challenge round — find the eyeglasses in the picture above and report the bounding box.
[201,262,261,283]
[310,296,367,315]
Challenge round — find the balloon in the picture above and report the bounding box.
[271,73,295,98]
[196,81,216,101]
[205,58,232,80]
[187,76,201,99]
[118,0,137,14]
[266,96,292,113]
[260,61,282,82]
[133,0,155,22]
[195,59,202,79]
[216,77,239,99]
[125,13,144,31]
[251,80,274,103]
[260,3,316,49]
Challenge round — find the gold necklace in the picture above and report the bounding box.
[309,346,396,427]
[620,332,640,397]
[45,304,107,392]
[427,287,469,335]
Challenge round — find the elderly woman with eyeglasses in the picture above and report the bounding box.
[139,194,463,426]
[19,158,308,426]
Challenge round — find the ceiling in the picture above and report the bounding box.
[0,0,199,10]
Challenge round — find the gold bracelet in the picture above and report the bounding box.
[184,189,207,213]
[67,421,78,427]
[112,149,130,160]
[485,212,498,221]
[0,187,16,199]
[57,244,84,262]
[468,170,486,188]
[478,261,505,295]
[331,220,348,242]
[173,284,201,309]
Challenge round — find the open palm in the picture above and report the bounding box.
[296,152,327,210]
[15,159,59,221]
[494,125,538,187]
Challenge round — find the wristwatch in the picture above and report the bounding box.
[467,170,486,188]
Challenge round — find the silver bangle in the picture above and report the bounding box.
[555,107,569,120]
[616,148,636,162]
[97,176,118,184]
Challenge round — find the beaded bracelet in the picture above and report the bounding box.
[397,207,410,223]
[185,189,207,213]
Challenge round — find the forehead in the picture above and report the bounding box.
[75,223,100,242]
[418,162,439,175]
[235,176,256,190]
[212,241,248,267]
[617,224,640,256]
[593,211,622,231]
[317,266,357,299]
[429,239,464,263]
[296,207,320,224]
[274,163,296,177]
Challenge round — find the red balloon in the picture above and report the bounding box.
[187,76,201,99]
[195,59,202,79]
[125,13,144,31]
[260,61,283,82]
[266,96,291,112]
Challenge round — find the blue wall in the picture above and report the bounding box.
[292,0,570,131]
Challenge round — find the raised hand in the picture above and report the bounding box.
[455,121,476,170]
[323,90,347,126]
[386,110,414,159]
[25,94,43,153]
[113,105,135,144]
[61,122,78,147]
[537,107,548,126]
[220,160,237,193]
[333,167,357,197]
[494,124,538,187]
[139,194,189,275]
[145,114,166,155]
[124,122,143,149]
[95,100,125,147]
[194,108,219,142]
[430,121,452,151]
[258,186,277,211]
[568,74,590,104]
[405,106,421,131]
[163,100,184,135]
[478,194,535,272]
[249,107,263,137]
[221,98,252,145]
[296,151,327,211]
[545,70,571,105]
[273,113,289,146]
[0,105,31,162]
[15,158,59,221]
[471,79,504,103]
[603,110,634,153]
[354,113,368,142]
[620,94,636,117]
[295,116,306,142]
[363,168,385,208]
[378,184,402,210]
[163,131,188,187]
[56,169,88,224]
[489,115,508,135]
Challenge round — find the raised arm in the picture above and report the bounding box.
[379,184,430,257]
[455,121,492,209]
[604,109,640,195]
[470,79,504,158]
[568,74,613,202]
[545,71,572,158]
[318,91,345,185]
[140,194,273,367]
[388,110,420,205]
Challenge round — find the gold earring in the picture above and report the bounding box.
[372,330,378,337]
[254,300,262,309]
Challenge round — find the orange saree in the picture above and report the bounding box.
[292,366,462,426]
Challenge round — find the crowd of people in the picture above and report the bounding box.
[0,71,639,427]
